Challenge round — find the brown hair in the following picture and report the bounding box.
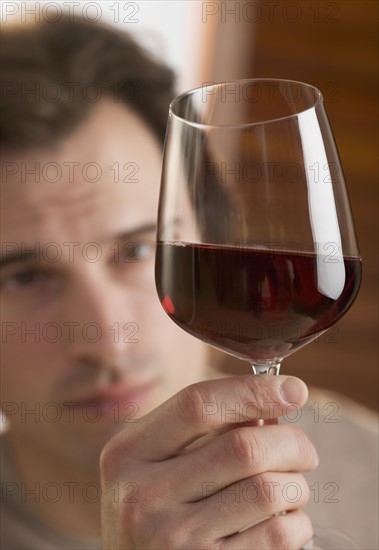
[0,15,175,149]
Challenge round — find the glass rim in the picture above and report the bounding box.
[169,78,324,129]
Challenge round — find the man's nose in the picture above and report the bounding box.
[62,270,140,364]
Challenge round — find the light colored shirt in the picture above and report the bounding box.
[0,433,102,550]
[289,388,378,550]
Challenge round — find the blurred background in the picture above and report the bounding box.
[2,0,377,411]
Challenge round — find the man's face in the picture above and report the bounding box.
[0,99,207,462]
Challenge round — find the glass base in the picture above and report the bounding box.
[303,525,360,549]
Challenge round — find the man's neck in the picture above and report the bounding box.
[6,430,102,542]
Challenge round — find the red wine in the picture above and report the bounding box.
[155,242,361,362]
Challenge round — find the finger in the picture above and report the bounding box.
[222,509,313,550]
[172,424,318,502]
[110,374,308,461]
[195,472,310,541]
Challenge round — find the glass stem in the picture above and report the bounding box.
[251,361,281,375]
[251,361,282,425]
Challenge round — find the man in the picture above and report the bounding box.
[0,16,375,550]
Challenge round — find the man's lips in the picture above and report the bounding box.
[65,379,158,406]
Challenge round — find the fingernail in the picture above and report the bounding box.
[280,377,308,405]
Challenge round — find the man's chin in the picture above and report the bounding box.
[56,393,160,450]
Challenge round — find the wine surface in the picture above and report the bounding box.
[155,242,361,362]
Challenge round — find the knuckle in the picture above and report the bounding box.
[292,427,318,466]
[121,501,145,532]
[227,428,268,471]
[99,431,136,481]
[266,511,313,550]
[137,481,166,515]
[267,517,292,549]
[257,473,279,509]
[253,473,279,514]
[153,527,180,548]
[227,429,254,467]
[122,483,162,529]
[150,514,220,550]
[176,383,212,427]
[249,431,268,470]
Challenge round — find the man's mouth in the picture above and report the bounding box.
[63,379,159,418]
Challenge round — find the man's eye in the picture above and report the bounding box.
[135,243,155,261]
[2,269,49,289]
[116,242,155,263]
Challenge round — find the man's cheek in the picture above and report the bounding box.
[3,339,54,368]
[1,342,58,397]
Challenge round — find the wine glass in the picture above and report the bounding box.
[155,79,362,549]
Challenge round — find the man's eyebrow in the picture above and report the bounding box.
[0,250,41,269]
[114,223,157,242]
[0,223,158,269]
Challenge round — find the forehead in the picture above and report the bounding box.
[1,99,163,245]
